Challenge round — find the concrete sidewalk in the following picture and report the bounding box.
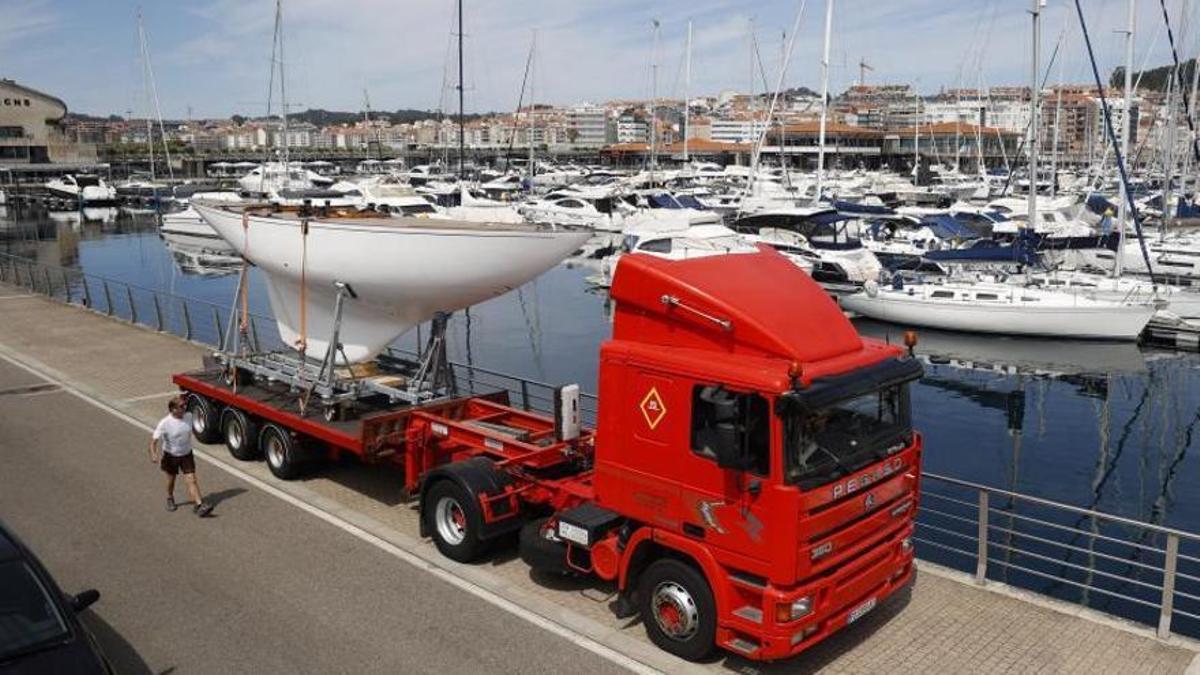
[0,281,1197,674]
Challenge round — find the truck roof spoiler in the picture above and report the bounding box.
[775,357,924,415]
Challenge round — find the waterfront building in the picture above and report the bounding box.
[0,78,97,164]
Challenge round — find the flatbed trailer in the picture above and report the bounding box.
[172,248,925,662]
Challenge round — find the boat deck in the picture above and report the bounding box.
[205,202,571,233]
[0,280,1198,673]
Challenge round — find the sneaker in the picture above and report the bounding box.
[194,503,213,518]
[166,497,177,512]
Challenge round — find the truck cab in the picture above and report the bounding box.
[592,248,922,660]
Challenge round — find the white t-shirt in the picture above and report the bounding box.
[153,413,194,457]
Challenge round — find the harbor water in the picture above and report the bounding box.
[5,204,1200,633]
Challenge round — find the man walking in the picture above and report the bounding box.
[150,396,213,517]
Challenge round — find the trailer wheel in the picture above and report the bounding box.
[425,480,488,563]
[638,558,716,662]
[261,424,303,480]
[221,407,260,461]
[185,394,221,445]
[519,517,572,575]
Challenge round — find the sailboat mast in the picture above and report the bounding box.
[275,0,289,170]
[816,0,834,201]
[138,10,155,183]
[1027,0,1041,230]
[1115,0,1135,277]
[529,29,536,180]
[650,20,660,176]
[457,0,465,180]
[684,20,692,163]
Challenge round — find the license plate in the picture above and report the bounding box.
[847,597,877,624]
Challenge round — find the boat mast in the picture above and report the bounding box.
[280,0,290,170]
[137,9,173,183]
[1115,0,1135,277]
[816,0,834,202]
[457,0,465,180]
[650,19,660,179]
[1027,0,1041,232]
[529,29,536,182]
[913,86,920,181]
[683,20,692,164]
[138,10,155,183]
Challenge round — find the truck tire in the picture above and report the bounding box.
[638,558,717,662]
[260,424,303,480]
[425,480,488,563]
[185,394,221,445]
[518,517,571,575]
[221,407,260,461]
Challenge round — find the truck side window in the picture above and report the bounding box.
[690,385,770,477]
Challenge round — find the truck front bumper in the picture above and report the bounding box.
[719,523,915,661]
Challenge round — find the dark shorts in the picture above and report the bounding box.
[160,452,196,475]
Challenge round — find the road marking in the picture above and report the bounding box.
[0,294,34,301]
[124,390,181,403]
[0,348,662,675]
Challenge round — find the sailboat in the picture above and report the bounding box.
[194,201,591,362]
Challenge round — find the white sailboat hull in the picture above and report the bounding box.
[840,290,1155,341]
[194,202,591,362]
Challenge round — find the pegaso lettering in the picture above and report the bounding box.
[830,458,904,501]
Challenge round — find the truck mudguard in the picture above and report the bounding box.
[418,457,523,540]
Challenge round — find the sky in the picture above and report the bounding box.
[0,0,1196,119]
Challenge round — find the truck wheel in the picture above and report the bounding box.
[185,394,221,444]
[519,517,571,575]
[638,558,717,662]
[261,424,303,480]
[221,407,260,461]
[425,480,488,563]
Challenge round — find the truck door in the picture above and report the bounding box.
[679,384,777,565]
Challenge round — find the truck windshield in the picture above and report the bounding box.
[783,384,912,490]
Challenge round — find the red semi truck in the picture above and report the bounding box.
[173,247,923,662]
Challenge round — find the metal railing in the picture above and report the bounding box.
[916,473,1200,641]
[0,251,282,352]
[4,250,1200,641]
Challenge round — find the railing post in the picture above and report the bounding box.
[181,300,192,340]
[1159,534,1180,639]
[126,287,137,324]
[102,281,113,316]
[521,380,531,411]
[976,491,989,585]
[43,268,53,298]
[61,270,71,303]
[152,294,164,331]
[211,307,222,349]
[82,276,92,307]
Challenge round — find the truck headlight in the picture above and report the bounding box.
[778,596,813,622]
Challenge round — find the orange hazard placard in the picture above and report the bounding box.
[639,387,667,430]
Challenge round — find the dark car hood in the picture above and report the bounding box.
[0,640,106,675]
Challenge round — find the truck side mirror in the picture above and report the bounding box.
[713,422,750,470]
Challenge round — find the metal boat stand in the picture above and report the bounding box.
[211,279,459,420]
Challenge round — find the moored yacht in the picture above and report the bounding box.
[45,174,118,204]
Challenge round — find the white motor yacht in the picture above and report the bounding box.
[45,175,118,204]
[159,192,244,254]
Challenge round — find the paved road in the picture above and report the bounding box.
[0,358,631,674]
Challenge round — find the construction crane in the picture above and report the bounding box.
[858,58,874,86]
